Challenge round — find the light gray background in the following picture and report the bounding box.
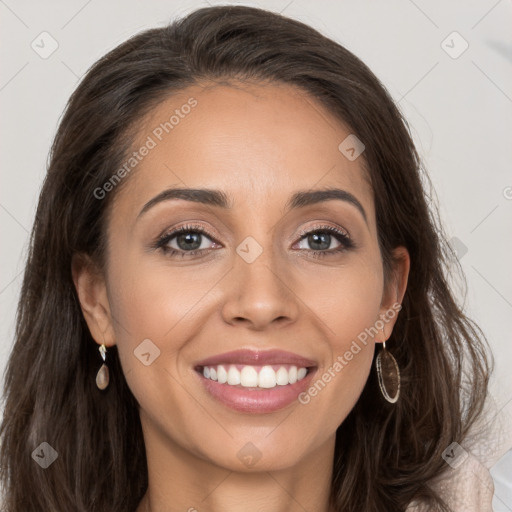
[1,0,511,509]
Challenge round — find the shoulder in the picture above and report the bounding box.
[407,395,512,512]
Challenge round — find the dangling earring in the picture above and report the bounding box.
[375,340,400,403]
[95,343,110,390]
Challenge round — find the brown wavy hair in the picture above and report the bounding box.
[0,5,492,511]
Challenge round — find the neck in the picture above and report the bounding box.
[136,418,336,512]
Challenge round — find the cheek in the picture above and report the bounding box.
[104,257,220,443]
[106,256,226,345]
[296,253,384,348]
[104,253,238,417]
[292,255,383,418]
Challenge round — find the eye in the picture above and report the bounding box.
[155,223,220,258]
[154,223,355,259]
[294,225,354,258]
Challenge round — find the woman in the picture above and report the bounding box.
[0,5,495,511]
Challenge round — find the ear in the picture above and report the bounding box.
[71,253,116,348]
[377,246,410,342]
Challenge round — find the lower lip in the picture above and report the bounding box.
[196,369,317,413]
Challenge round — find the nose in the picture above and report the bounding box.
[220,243,300,331]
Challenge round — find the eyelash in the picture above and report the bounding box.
[154,223,355,259]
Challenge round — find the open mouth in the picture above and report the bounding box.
[195,364,313,389]
[193,349,318,413]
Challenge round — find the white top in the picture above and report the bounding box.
[406,394,512,511]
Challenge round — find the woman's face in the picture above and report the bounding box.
[77,81,408,473]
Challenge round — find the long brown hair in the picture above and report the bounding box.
[0,5,492,511]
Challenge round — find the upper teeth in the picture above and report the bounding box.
[202,365,308,388]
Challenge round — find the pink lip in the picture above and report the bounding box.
[197,371,316,413]
[194,349,318,414]
[194,349,317,369]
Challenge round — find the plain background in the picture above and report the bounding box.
[1,0,511,509]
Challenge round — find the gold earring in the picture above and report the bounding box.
[95,343,109,390]
[375,340,400,403]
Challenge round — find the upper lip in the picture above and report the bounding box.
[194,349,317,369]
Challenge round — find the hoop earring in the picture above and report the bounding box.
[375,340,400,403]
[95,343,110,390]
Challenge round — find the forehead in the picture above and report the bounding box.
[112,80,375,226]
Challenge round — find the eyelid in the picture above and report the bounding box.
[295,223,351,241]
[155,222,220,248]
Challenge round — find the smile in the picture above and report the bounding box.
[199,364,309,388]
[193,349,318,413]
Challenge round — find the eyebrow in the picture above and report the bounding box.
[137,187,368,224]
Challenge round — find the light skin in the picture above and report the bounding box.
[73,81,409,512]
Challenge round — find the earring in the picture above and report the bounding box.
[95,343,110,390]
[375,340,400,403]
